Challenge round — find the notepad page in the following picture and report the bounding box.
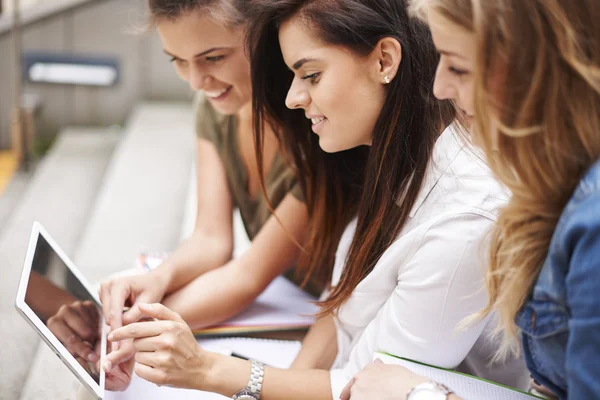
[198,337,302,368]
[376,353,539,400]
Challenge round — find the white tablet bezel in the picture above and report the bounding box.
[15,221,106,399]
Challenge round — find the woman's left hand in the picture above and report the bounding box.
[107,303,208,390]
[340,359,429,400]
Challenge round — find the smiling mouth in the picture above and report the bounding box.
[308,116,327,134]
[204,86,232,100]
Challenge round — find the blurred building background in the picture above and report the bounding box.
[0,0,190,151]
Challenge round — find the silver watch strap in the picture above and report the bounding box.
[247,360,264,395]
[232,360,264,400]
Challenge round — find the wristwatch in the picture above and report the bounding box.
[232,360,265,400]
[406,381,454,400]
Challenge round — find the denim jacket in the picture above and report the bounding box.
[515,159,600,399]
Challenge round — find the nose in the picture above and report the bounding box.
[285,79,310,110]
[433,64,458,101]
[188,65,208,92]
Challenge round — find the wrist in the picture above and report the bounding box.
[201,352,251,396]
[150,265,174,295]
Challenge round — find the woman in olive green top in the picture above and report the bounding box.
[99,0,318,364]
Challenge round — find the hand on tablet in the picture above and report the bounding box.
[106,303,205,390]
[103,340,135,392]
[99,271,169,341]
[47,300,100,363]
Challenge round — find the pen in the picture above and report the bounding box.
[218,347,268,366]
[231,351,250,360]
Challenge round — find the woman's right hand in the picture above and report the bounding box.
[99,269,170,337]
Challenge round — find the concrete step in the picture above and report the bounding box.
[0,128,119,400]
[0,170,33,237]
[19,102,194,400]
[71,102,194,284]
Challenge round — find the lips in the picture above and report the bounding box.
[204,86,232,99]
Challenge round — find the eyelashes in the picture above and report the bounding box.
[301,72,320,84]
[168,55,225,64]
[205,56,225,63]
[449,66,469,77]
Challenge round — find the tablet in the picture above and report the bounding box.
[15,222,106,399]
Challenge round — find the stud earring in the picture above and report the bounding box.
[384,75,391,84]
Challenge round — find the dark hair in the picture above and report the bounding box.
[147,0,249,26]
[248,0,456,314]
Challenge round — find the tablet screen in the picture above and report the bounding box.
[24,234,102,384]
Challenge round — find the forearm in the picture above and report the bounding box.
[291,314,338,370]
[156,230,233,296]
[162,261,261,330]
[204,353,333,400]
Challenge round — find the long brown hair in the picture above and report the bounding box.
[248,0,455,315]
[411,0,600,357]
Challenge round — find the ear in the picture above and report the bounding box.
[372,37,402,84]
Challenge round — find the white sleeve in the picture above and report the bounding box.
[329,212,494,399]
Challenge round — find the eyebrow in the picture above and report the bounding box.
[438,50,467,60]
[292,57,319,70]
[163,47,227,59]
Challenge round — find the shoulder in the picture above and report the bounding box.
[409,126,509,223]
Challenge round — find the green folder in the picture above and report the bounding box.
[375,351,545,399]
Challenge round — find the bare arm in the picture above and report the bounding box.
[207,354,333,400]
[163,193,309,329]
[157,137,235,294]
[291,314,338,370]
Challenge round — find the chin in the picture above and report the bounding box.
[318,136,350,154]
[210,101,241,116]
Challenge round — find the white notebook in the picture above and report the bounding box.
[375,352,542,400]
[105,337,301,400]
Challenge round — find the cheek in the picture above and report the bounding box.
[319,74,383,148]
[173,64,189,82]
[460,80,475,112]
[219,55,251,89]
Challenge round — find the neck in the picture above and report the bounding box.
[236,101,278,145]
[236,102,253,125]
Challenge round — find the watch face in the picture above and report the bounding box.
[233,391,259,400]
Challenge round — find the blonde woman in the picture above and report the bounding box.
[340,1,600,400]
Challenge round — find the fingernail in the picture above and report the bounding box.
[88,353,99,362]
[108,332,114,341]
[104,361,112,372]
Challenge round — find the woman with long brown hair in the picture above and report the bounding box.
[105,1,526,398]
[341,1,600,399]
[99,0,326,374]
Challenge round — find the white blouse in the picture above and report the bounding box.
[328,128,529,398]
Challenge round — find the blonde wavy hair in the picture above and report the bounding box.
[410,0,600,358]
